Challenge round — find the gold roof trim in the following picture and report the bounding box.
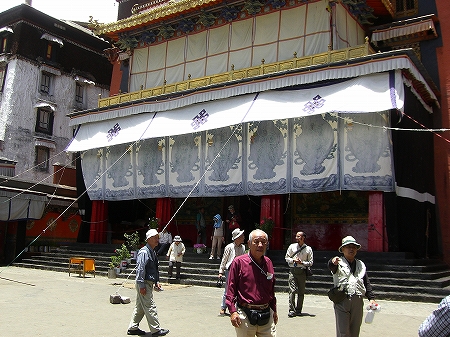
[98,42,374,108]
[95,0,221,36]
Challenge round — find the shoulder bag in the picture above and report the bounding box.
[290,245,313,278]
[327,286,347,304]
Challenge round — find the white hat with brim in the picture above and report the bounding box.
[145,229,159,240]
[339,236,361,253]
[232,228,244,241]
[174,235,182,242]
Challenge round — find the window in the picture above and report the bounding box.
[46,43,52,59]
[35,107,54,135]
[44,42,59,62]
[0,66,6,92]
[40,72,53,95]
[396,0,418,17]
[35,146,50,172]
[75,82,84,105]
[0,37,6,53]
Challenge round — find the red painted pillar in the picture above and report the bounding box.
[156,198,173,232]
[89,200,108,244]
[367,192,384,252]
[260,195,284,250]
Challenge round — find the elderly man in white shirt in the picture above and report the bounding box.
[218,228,246,315]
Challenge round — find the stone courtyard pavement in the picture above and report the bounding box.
[0,266,438,336]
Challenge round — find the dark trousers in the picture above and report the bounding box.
[334,295,364,337]
[156,243,170,256]
[168,261,181,279]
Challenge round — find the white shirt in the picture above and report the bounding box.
[219,242,245,274]
[159,232,173,245]
[167,242,186,262]
[285,243,313,268]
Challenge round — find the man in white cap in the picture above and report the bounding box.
[218,228,246,315]
[127,229,169,336]
[328,235,378,337]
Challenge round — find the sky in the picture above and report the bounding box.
[0,0,119,24]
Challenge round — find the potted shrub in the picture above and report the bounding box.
[109,255,121,277]
[148,217,159,229]
[124,231,140,260]
[193,243,207,254]
[115,243,131,270]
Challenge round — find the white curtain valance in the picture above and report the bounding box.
[371,16,436,43]
[67,71,403,152]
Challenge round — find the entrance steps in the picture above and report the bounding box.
[12,243,450,303]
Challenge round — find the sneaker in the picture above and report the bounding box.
[127,328,146,335]
[217,256,221,260]
[209,256,213,260]
[288,312,296,318]
[219,308,226,315]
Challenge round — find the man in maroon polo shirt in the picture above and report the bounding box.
[225,229,278,337]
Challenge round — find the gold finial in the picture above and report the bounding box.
[293,52,297,58]
[261,59,265,64]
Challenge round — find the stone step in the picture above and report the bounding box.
[12,245,450,304]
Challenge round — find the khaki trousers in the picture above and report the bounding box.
[234,307,276,337]
[128,280,161,333]
[288,267,306,314]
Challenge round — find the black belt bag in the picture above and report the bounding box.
[240,306,270,326]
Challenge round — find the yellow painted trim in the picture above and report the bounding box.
[98,42,374,108]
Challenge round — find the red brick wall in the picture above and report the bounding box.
[435,0,450,265]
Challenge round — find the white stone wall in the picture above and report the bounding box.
[0,57,108,182]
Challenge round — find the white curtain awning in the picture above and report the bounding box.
[34,101,56,111]
[371,17,436,42]
[41,33,64,47]
[66,71,404,152]
[0,188,47,221]
[35,138,56,149]
[74,76,95,85]
[40,64,61,76]
[0,26,13,34]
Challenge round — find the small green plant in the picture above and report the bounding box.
[148,217,159,229]
[124,231,140,250]
[115,243,131,261]
[109,255,121,269]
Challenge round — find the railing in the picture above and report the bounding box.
[98,41,374,108]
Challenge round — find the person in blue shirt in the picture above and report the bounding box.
[127,229,169,336]
[418,295,450,337]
